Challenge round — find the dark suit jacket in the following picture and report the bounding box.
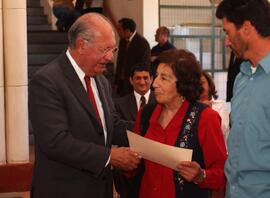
[226,52,243,102]
[113,91,155,198]
[115,33,151,95]
[115,38,128,83]
[29,53,130,198]
[114,91,156,121]
[124,33,151,77]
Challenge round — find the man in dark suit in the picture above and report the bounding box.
[114,18,151,96]
[114,63,156,121]
[29,13,140,198]
[113,63,156,198]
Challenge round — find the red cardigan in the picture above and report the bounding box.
[134,101,227,198]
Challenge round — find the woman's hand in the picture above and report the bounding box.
[176,161,205,183]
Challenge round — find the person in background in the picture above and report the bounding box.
[75,0,105,14]
[151,26,176,58]
[199,71,230,146]
[113,63,156,198]
[114,18,151,96]
[52,0,80,31]
[151,26,176,75]
[216,0,270,197]
[29,13,140,198]
[134,49,226,198]
[114,63,156,122]
[75,0,118,28]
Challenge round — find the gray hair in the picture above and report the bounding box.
[68,15,100,49]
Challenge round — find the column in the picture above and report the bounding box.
[142,0,159,47]
[3,0,29,163]
[0,0,6,165]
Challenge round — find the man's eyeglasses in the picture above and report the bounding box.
[99,47,118,57]
[83,38,118,56]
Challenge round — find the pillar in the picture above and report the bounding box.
[0,0,6,165]
[3,0,29,163]
[142,0,159,47]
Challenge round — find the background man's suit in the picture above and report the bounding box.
[114,91,156,121]
[115,33,151,96]
[29,53,130,198]
[113,91,156,198]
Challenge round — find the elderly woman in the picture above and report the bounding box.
[134,49,226,198]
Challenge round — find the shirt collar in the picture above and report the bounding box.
[129,31,136,42]
[241,52,270,75]
[134,89,151,103]
[66,49,86,83]
[258,52,270,74]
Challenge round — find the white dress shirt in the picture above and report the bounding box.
[133,90,151,111]
[212,99,230,147]
[66,50,108,143]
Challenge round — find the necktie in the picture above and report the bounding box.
[140,95,146,110]
[126,40,130,50]
[84,76,102,127]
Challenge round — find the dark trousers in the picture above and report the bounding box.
[52,7,80,31]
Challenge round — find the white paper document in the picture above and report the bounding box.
[127,130,193,171]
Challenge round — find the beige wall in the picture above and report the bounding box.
[107,0,159,47]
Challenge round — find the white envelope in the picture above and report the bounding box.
[127,130,193,171]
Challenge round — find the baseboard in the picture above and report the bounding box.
[0,163,33,193]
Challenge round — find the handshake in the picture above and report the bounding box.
[110,147,141,171]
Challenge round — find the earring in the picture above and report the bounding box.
[180,96,185,102]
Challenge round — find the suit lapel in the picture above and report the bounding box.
[130,94,137,120]
[127,33,138,51]
[149,91,156,104]
[128,92,155,120]
[94,76,112,146]
[60,54,103,134]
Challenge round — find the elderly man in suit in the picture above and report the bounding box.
[114,18,151,96]
[29,13,140,198]
[114,63,156,121]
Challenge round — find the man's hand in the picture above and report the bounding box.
[110,147,141,171]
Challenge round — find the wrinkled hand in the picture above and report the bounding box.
[110,147,141,171]
[176,161,202,182]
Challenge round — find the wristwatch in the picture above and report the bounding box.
[193,168,206,184]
